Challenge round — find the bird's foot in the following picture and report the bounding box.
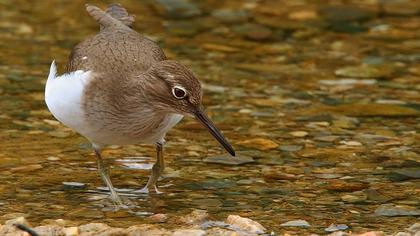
[134,185,163,195]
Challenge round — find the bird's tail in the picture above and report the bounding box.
[85,3,134,31]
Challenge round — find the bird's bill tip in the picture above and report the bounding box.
[194,109,235,156]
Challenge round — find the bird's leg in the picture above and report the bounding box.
[94,148,124,207]
[136,142,164,194]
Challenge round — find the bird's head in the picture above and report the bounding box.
[144,60,235,156]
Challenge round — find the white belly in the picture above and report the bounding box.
[45,61,91,135]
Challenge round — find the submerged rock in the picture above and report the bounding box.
[62,182,87,190]
[374,204,420,216]
[172,229,206,236]
[226,215,266,234]
[152,0,201,19]
[237,138,278,151]
[280,219,311,227]
[203,155,254,165]
[181,210,208,225]
[387,168,420,181]
[335,65,394,79]
[325,224,349,232]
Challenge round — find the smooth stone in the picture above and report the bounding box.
[33,225,64,236]
[46,156,60,161]
[279,145,302,152]
[237,138,278,151]
[394,232,411,236]
[149,213,168,223]
[126,225,169,235]
[387,168,420,181]
[62,182,86,190]
[233,23,273,41]
[180,210,208,225]
[153,0,201,18]
[63,227,79,236]
[407,223,420,234]
[10,164,43,173]
[48,130,70,138]
[211,9,249,24]
[289,131,308,137]
[226,215,266,234]
[203,155,254,165]
[364,189,391,203]
[172,229,206,236]
[313,173,343,179]
[325,224,349,232]
[374,204,420,216]
[341,191,367,203]
[335,65,393,79]
[280,219,311,227]
[320,79,376,86]
[320,5,375,22]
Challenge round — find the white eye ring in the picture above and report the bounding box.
[172,86,187,99]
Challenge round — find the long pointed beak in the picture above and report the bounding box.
[194,109,235,156]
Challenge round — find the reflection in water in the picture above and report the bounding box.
[0,0,419,234]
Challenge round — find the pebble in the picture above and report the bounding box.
[46,156,61,161]
[341,191,367,203]
[325,224,349,232]
[226,215,266,234]
[181,210,208,225]
[10,164,43,173]
[172,229,206,236]
[374,204,420,216]
[289,131,308,137]
[63,226,79,236]
[280,219,311,227]
[279,145,302,152]
[203,155,254,165]
[149,213,168,223]
[237,138,279,151]
[335,65,393,79]
[153,0,201,18]
[48,131,70,138]
[62,182,86,190]
[387,168,420,181]
[233,23,273,41]
[211,9,249,24]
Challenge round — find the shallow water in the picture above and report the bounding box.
[0,0,419,234]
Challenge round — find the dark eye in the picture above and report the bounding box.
[172,86,187,99]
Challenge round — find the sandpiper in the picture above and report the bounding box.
[45,3,235,205]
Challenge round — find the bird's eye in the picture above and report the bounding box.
[172,86,187,99]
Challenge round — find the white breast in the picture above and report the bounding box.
[45,61,91,135]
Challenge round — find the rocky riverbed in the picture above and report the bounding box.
[0,211,419,236]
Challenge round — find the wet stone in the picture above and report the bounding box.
[62,182,87,190]
[280,219,311,227]
[279,145,302,152]
[335,65,393,79]
[226,215,266,234]
[325,224,349,232]
[319,5,376,22]
[152,0,201,19]
[237,138,278,151]
[341,191,367,203]
[233,23,273,41]
[149,213,168,223]
[386,168,420,181]
[211,9,249,24]
[180,209,208,225]
[374,204,420,217]
[172,229,206,236]
[203,155,254,165]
